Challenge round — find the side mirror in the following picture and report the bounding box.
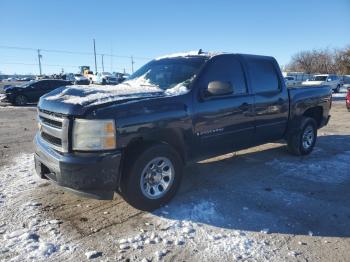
[327,78,332,82]
[207,81,233,96]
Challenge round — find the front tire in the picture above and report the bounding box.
[120,143,183,211]
[14,95,28,106]
[287,117,317,156]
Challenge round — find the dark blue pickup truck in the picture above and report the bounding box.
[34,51,332,210]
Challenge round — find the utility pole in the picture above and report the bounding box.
[101,54,105,72]
[131,56,135,74]
[110,41,113,72]
[93,39,97,74]
[37,49,42,75]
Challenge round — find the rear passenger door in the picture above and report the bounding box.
[244,56,289,143]
[192,54,255,158]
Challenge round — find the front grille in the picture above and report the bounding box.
[41,132,62,146]
[39,116,62,128]
[38,109,69,152]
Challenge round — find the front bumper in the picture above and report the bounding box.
[2,94,14,103]
[322,115,331,127]
[106,80,118,85]
[75,79,90,85]
[34,133,122,200]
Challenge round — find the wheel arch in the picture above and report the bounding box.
[302,106,323,128]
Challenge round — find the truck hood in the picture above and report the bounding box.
[39,78,189,116]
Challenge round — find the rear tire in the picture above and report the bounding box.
[287,117,317,156]
[14,95,28,106]
[120,143,183,211]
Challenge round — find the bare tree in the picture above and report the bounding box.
[334,47,350,75]
[286,46,350,75]
[287,49,335,74]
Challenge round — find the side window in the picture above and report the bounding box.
[37,81,49,90]
[246,58,280,93]
[199,55,247,95]
[50,81,65,89]
[52,81,62,89]
[30,82,40,89]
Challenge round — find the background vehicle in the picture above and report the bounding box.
[82,68,95,83]
[66,73,90,85]
[302,74,342,93]
[94,72,118,85]
[4,79,71,105]
[34,52,332,210]
[112,72,128,83]
[284,76,299,87]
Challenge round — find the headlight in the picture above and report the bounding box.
[72,119,116,151]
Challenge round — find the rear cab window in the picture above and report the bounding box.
[245,57,281,94]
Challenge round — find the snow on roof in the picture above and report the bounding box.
[155,50,222,60]
[155,51,203,60]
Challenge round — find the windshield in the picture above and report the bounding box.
[18,80,37,87]
[127,57,207,90]
[312,76,327,81]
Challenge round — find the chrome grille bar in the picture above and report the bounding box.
[38,110,69,153]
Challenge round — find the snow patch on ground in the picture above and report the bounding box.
[266,151,350,183]
[0,154,74,261]
[115,200,278,261]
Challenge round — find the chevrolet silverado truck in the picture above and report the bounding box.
[34,51,332,210]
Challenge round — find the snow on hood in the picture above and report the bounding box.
[44,74,189,106]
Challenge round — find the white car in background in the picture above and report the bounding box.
[284,76,299,87]
[302,74,342,93]
[94,72,118,85]
[66,73,90,85]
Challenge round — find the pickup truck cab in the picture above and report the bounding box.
[34,51,332,210]
[302,74,342,93]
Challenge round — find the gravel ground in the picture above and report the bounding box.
[0,101,349,262]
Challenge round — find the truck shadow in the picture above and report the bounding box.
[155,135,350,237]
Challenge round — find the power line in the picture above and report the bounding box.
[1,62,129,71]
[0,45,152,60]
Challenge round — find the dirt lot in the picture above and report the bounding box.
[0,101,349,262]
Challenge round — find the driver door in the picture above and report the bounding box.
[192,55,255,159]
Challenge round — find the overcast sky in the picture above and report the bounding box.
[1,0,350,75]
